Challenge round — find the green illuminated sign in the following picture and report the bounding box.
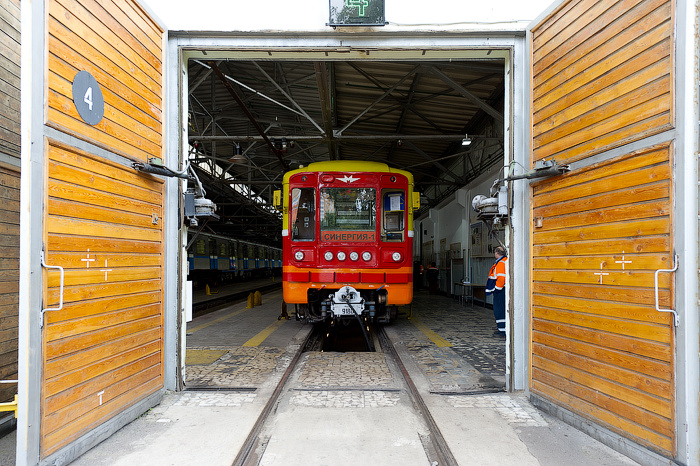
[329,0,385,26]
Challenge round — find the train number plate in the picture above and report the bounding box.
[333,305,356,316]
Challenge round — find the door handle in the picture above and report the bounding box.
[40,250,64,327]
[654,254,679,327]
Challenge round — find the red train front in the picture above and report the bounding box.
[275,161,419,323]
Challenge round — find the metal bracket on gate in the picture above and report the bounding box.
[654,254,679,327]
[40,250,64,327]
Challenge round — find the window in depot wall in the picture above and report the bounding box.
[329,0,385,26]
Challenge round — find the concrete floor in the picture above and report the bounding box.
[5,289,643,465]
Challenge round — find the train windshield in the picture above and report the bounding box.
[291,188,316,241]
[320,188,376,238]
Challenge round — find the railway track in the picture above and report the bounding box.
[192,282,282,318]
[231,325,458,466]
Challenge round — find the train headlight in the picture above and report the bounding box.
[362,251,372,261]
[324,251,334,261]
[294,251,304,261]
[336,251,346,261]
[392,252,402,262]
[349,251,359,261]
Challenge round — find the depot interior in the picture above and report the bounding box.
[185,56,508,296]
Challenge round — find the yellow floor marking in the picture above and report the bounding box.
[243,319,286,347]
[185,349,227,365]
[187,306,251,334]
[410,317,452,347]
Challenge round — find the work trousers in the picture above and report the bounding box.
[492,288,505,333]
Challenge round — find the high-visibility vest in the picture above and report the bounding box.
[485,256,507,293]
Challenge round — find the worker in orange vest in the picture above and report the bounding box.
[486,246,507,337]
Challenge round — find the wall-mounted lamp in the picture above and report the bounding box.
[397,139,403,147]
[461,134,472,146]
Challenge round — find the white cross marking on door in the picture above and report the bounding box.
[593,262,609,284]
[100,260,112,281]
[615,251,632,270]
[81,249,96,268]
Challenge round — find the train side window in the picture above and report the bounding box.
[291,188,315,241]
[382,191,404,241]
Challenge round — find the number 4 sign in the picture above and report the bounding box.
[72,70,104,126]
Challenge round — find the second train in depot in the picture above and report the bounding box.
[275,161,420,324]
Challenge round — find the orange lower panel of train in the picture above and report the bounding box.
[283,265,414,305]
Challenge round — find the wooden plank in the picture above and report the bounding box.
[46,340,161,397]
[114,0,165,44]
[534,24,671,121]
[533,181,669,218]
[44,353,160,414]
[49,52,161,136]
[534,58,670,146]
[45,303,161,341]
[0,168,20,187]
[533,200,669,232]
[45,315,161,360]
[533,294,669,324]
[534,74,670,151]
[46,279,162,307]
[532,282,668,306]
[47,216,162,242]
[43,291,161,325]
[532,218,669,244]
[45,327,160,378]
[534,3,671,106]
[533,100,671,164]
[533,253,670,272]
[532,378,673,454]
[533,330,671,380]
[48,94,161,162]
[47,265,161,288]
[533,355,672,419]
[50,0,161,92]
[532,0,620,62]
[533,343,671,398]
[43,372,161,456]
[49,143,163,194]
[533,235,670,257]
[533,0,668,82]
[78,0,162,68]
[48,199,161,230]
[41,0,165,455]
[48,179,161,217]
[533,306,672,343]
[48,234,161,254]
[533,144,670,195]
[45,251,161,269]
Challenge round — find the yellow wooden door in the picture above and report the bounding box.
[530,0,676,457]
[40,0,165,457]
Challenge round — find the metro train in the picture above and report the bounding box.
[275,161,420,324]
[187,231,282,285]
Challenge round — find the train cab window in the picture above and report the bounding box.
[320,188,376,233]
[382,191,405,242]
[291,188,315,241]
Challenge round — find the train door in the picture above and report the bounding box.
[20,0,166,463]
[528,0,678,459]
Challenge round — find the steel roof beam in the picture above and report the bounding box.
[314,61,338,159]
[428,66,503,125]
[208,61,290,171]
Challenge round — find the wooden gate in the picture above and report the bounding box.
[0,0,20,406]
[38,0,165,458]
[530,0,675,457]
